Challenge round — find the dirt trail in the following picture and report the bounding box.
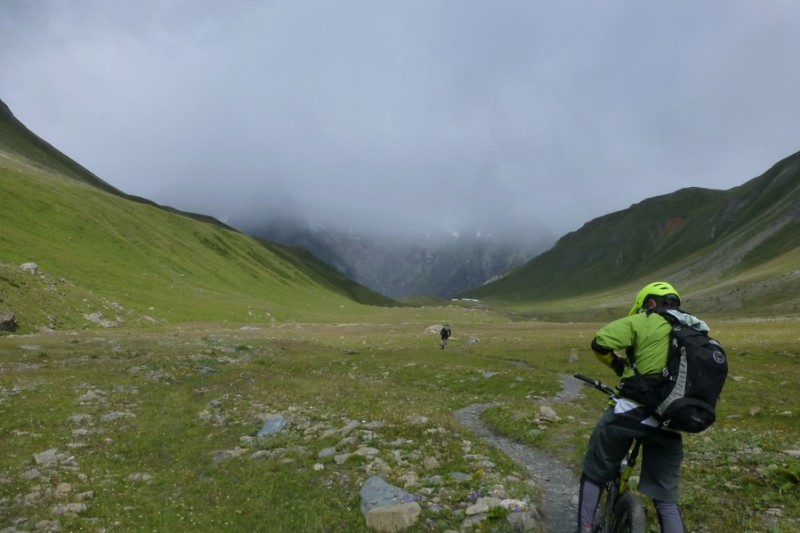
[454,374,584,533]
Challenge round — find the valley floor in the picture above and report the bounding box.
[1,317,798,532]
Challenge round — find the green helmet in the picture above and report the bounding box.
[628,281,681,316]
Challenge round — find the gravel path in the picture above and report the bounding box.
[454,374,584,533]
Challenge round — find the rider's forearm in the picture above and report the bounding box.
[591,338,614,367]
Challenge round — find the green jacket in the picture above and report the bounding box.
[593,311,672,378]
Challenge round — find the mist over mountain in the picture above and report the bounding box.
[6,92,800,317]
[235,211,552,299]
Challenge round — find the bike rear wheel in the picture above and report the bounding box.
[611,492,647,533]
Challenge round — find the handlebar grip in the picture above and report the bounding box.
[573,373,616,396]
[573,373,597,386]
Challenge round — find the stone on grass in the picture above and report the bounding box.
[538,405,559,422]
[33,448,59,466]
[0,310,18,332]
[257,415,288,436]
[364,503,421,533]
[360,475,420,532]
[465,496,502,515]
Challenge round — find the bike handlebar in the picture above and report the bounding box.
[574,373,617,396]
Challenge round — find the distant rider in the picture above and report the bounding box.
[440,324,451,349]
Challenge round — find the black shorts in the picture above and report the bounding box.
[582,406,684,502]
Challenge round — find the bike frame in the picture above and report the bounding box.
[618,438,641,495]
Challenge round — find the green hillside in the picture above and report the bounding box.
[5,92,800,328]
[463,151,800,318]
[1,100,395,333]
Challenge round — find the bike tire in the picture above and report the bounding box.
[592,483,614,532]
[611,492,647,533]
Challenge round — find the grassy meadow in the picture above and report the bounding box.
[2,108,799,531]
[1,309,798,532]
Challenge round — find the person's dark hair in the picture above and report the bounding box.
[650,294,680,309]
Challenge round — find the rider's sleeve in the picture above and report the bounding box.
[591,337,615,368]
[591,316,636,371]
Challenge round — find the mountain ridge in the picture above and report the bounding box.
[463,150,800,316]
[4,95,800,322]
[1,97,395,333]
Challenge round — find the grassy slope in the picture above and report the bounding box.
[1,97,401,333]
[463,152,800,318]
[1,153,396,332]
[1,99,799,532]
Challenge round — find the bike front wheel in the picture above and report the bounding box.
[611,492,647,533]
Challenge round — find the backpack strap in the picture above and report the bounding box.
[618,308,677,411]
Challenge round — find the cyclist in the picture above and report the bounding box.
[440,324,451,349]
[576,282,703,533]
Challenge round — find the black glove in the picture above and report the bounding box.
[611,355,626,377]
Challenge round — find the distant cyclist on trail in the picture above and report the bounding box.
[439,324,451,349]
[576,282,709,533]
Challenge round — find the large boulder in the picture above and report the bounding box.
[360,476,421,532]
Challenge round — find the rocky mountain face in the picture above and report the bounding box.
[240,220,551,299]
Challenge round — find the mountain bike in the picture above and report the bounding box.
[574,373,648,533]
[440,337,447,350]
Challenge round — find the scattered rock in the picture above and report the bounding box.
[364,502,421,533]
[339,420,360,436]
[101,411,135,422]
[33,519,62,532]
[51,502,88,515]
[33,448,59,466]
[83,312,121,328]
[422,456,440,471]
[257,414,288,437]
[78,389,107,403]
[465,496,502,515]
[537,405,559,422]
[20,262,38,275]
[21,468,42,480]
[407,414,429,425]
[360,476,421,532]
[0,310,18,332]
[68,414,94,424]
[318,447,337,459]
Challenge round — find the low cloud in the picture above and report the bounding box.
[2,1,800,241]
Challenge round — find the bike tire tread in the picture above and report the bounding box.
[611,492,647,533]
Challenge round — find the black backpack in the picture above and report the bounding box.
[627,309,728,433]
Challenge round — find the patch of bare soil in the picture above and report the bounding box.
[454,374,583,533]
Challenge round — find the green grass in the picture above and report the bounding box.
[0,320,550,532]
[3,99,800,531]
[2,317,797,532]
[476,318,800,533]
[1,158,397,332]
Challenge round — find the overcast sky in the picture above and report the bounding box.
[2,1,800,241]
